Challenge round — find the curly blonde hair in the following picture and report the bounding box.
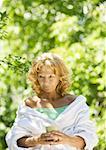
[28,53,71,96]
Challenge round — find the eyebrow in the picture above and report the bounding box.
[38,74,55,76]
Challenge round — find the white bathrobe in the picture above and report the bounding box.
[6,95,98,150]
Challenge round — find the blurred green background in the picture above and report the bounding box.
[0,0,106,149]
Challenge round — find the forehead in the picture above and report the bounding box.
[38,66,54,74]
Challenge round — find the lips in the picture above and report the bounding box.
[44,87,50,89]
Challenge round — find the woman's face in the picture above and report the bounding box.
[37,66,60,93]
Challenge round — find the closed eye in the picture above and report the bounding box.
[49,75,55,78]
[39,75,44,78]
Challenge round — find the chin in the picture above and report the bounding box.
[44,90,52,93]
[43,89,54,93]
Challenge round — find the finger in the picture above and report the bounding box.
[41,134,53,139]
[46,135,62,142]
[49,139,63,145]
[41,98,48,102]
[49,133,63,142]
[32,96,41,102]
[40,139,60,145]
[40,134,54,140]
[41,133,51,137]
[50,131,64,137]
[38,137,63,145]
[40,134,61,142]
[38,137,54,145]
[40,137,54,141]
[41,132,56,136]
[41,131,64,140]
[40,133,63,144]
[25,99,35,108]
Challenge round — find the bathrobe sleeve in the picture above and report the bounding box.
[73,102,98,150]
[5,104,41,150]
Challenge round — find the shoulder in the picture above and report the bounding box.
[64,93,78,104]
[65,94,90,115]
[64,94,88,108]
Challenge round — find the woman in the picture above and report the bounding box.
[6,53,98,150]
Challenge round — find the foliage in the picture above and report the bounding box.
[0,11,8,39]
[0,0,106,149]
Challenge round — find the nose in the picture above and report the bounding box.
[43,77,50,82]
[42,77,48,82]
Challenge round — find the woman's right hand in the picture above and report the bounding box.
[25,96,54,109]
[25,96,41,108]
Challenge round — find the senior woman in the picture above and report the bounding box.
[6,53,98,150]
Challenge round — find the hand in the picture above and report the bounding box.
[25,96,41,108]
[37,130,71,145]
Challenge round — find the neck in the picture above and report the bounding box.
[39,91,61,101]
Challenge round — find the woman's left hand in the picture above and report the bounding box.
[39,130,71,145]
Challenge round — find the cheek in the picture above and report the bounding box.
[37,79,43,86]
[52,79,59,86]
